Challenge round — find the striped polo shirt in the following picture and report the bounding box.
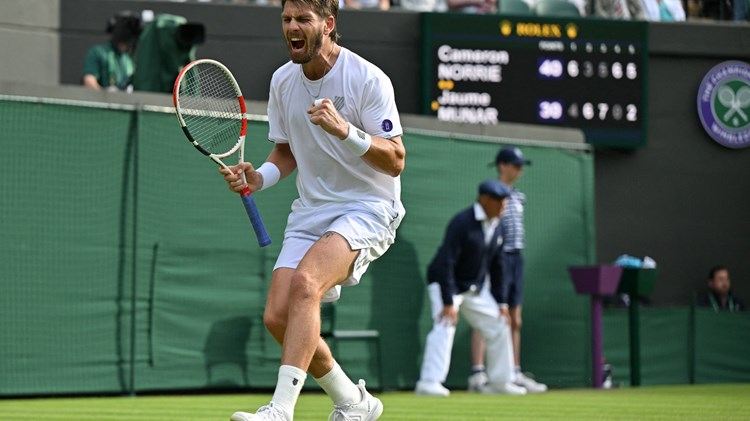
[501,187,525,252]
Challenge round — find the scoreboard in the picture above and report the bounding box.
[421,13,649,147]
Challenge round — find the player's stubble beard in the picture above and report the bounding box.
[289,26,324,65]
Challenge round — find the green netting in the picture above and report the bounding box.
[602,307,750,387]
[603,307,691,387]
[0,100,133,394]
[3,97,742,396]
[131,110,286,391]
[693,308,750,384]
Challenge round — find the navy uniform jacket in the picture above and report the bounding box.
[427,205,505,306]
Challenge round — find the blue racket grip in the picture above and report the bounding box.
[240,190,271,247]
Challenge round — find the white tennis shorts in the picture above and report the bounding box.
[274,199,403,302]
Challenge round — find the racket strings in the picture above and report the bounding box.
[179,63,243,154]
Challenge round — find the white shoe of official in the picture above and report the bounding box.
[230,402,289,421]
[467,372,488,393]
[414,380,450,397]
[328,379,383,421]
[481,382,527,395]
[514,372,548,393]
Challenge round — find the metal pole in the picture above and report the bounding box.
[591,295,604,388]
[129,108,140,396]
[629,297,641,386]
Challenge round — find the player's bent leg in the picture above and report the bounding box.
[287,233,373,416]
[308,338,335,377]
[263,268,295,344]
[283,269,326,367]
[263,268,338,379]
[282,232,356,369]
[231,246,351,421]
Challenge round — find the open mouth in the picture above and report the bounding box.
[290,37,305,52]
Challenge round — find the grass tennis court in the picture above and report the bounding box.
[1,384,748,420]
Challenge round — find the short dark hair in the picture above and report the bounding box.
[281,0,340,42]
[708,265,728,280]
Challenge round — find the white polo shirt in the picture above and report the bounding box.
[267,47,404,218]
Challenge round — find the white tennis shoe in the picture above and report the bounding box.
[467,371,489,392]
[230,402,289,421]
[481,381,527,395]
[328,379,383,421]
[414,380,450,397]
[514,372,548,393]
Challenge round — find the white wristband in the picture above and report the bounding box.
[256,162,280,191]
[342,123,372,156]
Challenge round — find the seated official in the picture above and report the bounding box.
[696,265,744,312]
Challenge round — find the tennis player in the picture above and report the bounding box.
[220,0,404,419]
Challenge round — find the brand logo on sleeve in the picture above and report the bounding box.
[697,61,750,149]
[381,119,393,132]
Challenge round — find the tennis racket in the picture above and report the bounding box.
[173,59,271,247]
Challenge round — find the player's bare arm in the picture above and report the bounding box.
[220,143,297,193]
[264,143,298,180]
[308,99,405,177]
[362,135,404,177]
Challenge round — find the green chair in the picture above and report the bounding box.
[533,0,581,16]
[498,0,533,15]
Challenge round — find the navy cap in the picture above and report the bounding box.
[478,179,511,199]
[493,146,532,166]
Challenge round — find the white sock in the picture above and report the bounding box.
[271,365,306,419]
[314,362,361,406]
